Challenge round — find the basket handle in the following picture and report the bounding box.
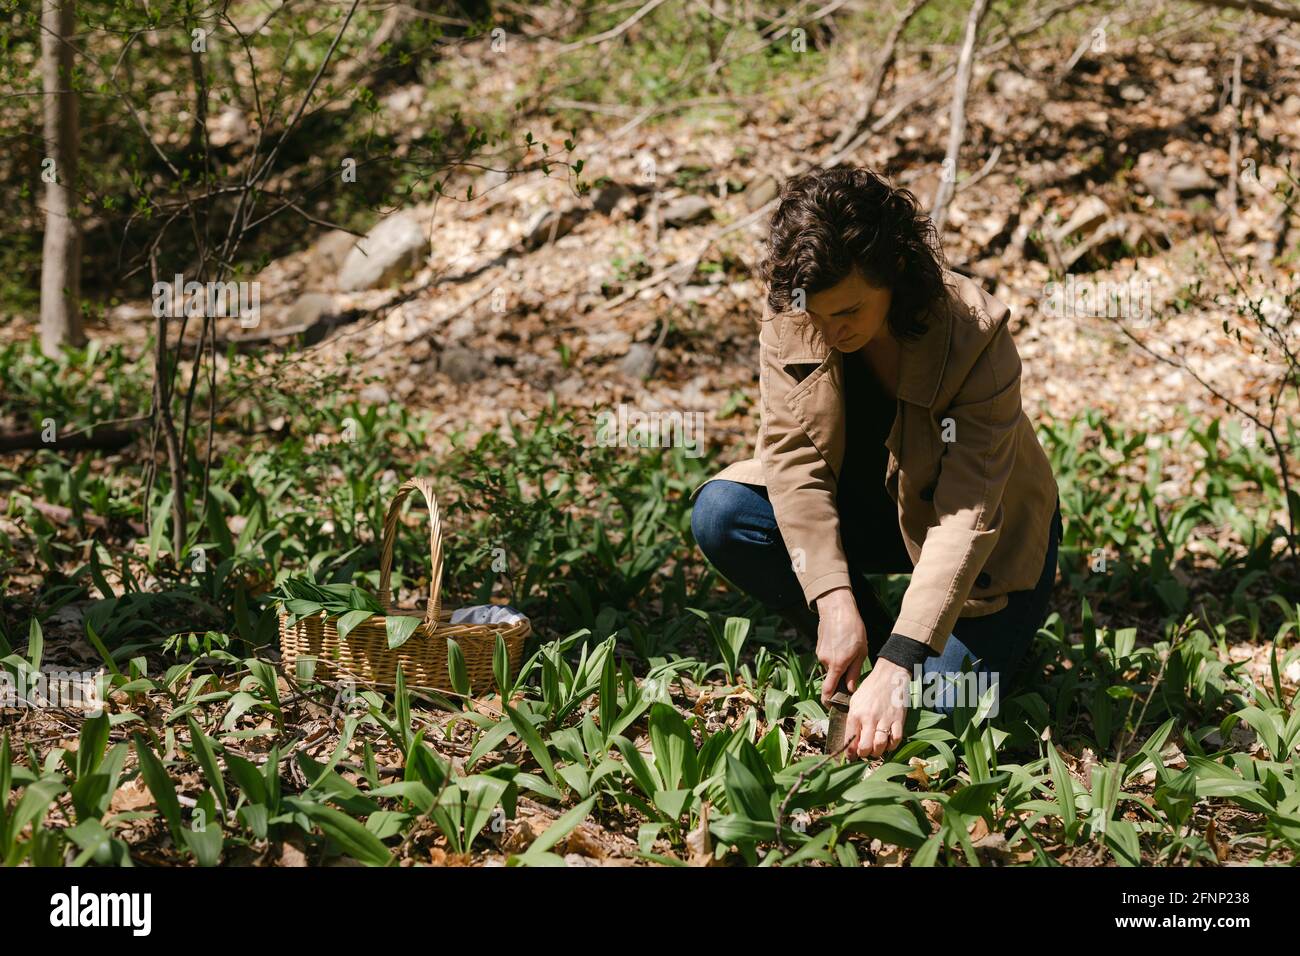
[376,477,444,626]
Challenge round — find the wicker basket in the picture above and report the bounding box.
[278,477,530,693]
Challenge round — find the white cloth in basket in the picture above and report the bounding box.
[448,604,528,626]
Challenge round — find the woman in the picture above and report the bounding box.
[690,166,1061,761]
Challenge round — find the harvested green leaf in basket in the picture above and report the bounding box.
[270,577,419,648]
[276,477,529,690]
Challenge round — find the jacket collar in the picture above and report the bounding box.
[773,280,953,409]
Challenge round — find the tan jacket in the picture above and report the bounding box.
[693,271,1059,654]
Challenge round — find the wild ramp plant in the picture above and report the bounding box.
[3,555,1297,867]
[4,373,1298,866]
[1037,409,1292,617]
[0,596,1295,867]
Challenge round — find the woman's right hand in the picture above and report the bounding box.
[814,586,869,704]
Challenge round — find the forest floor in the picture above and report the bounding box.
[3,8,1300,867]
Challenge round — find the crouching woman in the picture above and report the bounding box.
[690,166,1062,760]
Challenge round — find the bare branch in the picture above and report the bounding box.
[930,0,992,236]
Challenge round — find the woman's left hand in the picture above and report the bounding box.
[843,659,911,759]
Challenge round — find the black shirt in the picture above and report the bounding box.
[836,350,935,672]
[836,350,906,569]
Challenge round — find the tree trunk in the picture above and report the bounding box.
[40,0,84,358]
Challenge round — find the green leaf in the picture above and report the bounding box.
[285,797,392,866]
[84,621,121,677]
[12,776,65,836]
[335,609,375,641]
[463,775,510,847]
[599,649,617,739]
[132,734,184,844]
[26,618,42,671]
[649,702,697,791]
[394,666,411,750]
[76,712,109,779]
[186,717,228,814]
[447,639,470,698]
[614,735,661,799]
[468,717,515,770]
[147,490,173,564]
[222,691,264,730]
[505,704,557,784]
[724,749,772,823]
[652,788,691,820]
[838,803,927,848]
[1046,742,1077,826]
[245,658,281,711]
[1104,818,1141,866]
[224,751,268,806]
[494,633,511,698]
[182,824,224,867]
[66,818,115,866]
[386,615,421,650]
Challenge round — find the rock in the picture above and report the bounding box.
[523,207,584,249]
[744,175,780,212]
[438,346,488,384]
[1164,163,1217,198]
[991,70,1045,102]
[1118,83,1146,102]
[1052,196,1111,245]
[661,195,713,227]
[277,841,309,867]
[338,212,429,291]
[552,374,585,398]
[311,230,359,271]
[1065,218,1131,270]
[1040,197,1145,271]
[592,183,636,217]
[620,342,657,380]
[1281,94,1300,118]
[1135,158,1218,205]
[286,292,335,329]
[359,384,390,405]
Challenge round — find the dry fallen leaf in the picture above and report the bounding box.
[906,756,932,788]
[686,801,713,866]
[1206,817,1228,863]
[921,799,944,828]
[109,776,155,813]
[277,841,309,867]
[563,823,608,860]
[501,815,540,854]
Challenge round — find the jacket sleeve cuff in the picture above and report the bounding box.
[891,616,952,655]
[801,569,853,610]
[876,633,936,672]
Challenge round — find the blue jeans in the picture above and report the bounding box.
[691,480,1062,710]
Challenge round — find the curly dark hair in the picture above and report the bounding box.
[758,166,948,341]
